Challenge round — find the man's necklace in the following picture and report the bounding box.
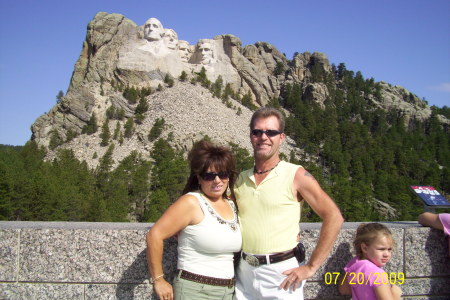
[254,161,280,174]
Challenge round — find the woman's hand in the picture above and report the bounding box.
[154,278,174,300]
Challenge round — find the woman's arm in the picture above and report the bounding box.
[146,194,202,300]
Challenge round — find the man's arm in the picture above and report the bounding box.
[280,167,344,290]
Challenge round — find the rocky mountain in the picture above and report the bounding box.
[31,12,449,169]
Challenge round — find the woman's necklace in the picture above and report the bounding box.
[254,160,280,174]
[199,193,238,232]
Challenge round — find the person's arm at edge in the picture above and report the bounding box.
[418,212,444,230]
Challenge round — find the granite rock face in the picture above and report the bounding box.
[30,12,448,166]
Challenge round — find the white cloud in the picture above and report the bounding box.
[428,83,450,93]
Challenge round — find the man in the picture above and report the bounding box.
[234,107,344,299]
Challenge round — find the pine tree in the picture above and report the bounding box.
[113,121,121,140]
[49,130,63,150]
[222,83,234,101]
[164,73,174,87]
[148,118,165,142]
[56,90,64,104]
[211,75,223,98]
[274,62,284,76]
[123,118,134,139]
[100,120,110,146]
[82,113,98,135]
[179,71,188,82]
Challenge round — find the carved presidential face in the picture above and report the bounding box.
[199,42,214,65]
[163,29,178,50]
[144,18,164,41]
[178,40,191,62]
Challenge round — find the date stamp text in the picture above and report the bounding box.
[324,272,405,285]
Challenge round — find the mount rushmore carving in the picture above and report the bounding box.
[32,12,299,147]
[66,12,303,107]
[117,16,243,95]
[31,12,440,152]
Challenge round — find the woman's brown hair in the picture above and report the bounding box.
[182,140,237,199]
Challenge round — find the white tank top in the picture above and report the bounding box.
[177,192,242,279]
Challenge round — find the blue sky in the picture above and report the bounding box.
[0,0,449,146]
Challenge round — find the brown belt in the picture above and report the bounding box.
[242,249,295,267]
[177,269,235,288]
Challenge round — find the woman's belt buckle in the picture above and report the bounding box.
[244,254,260,267]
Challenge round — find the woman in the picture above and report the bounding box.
[146,140,242,300]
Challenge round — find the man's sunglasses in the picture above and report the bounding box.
[251,129,283,137]
[200,171,229,181]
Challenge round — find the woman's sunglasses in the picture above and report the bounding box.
[251,129,282,137]
[200,171,229,181]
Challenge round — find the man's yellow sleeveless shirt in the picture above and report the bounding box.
[234,161,302,254]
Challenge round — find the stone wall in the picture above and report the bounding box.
[0,221,448,299]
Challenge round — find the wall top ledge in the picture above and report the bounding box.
[0,221,153,230]
[0,221,423,230]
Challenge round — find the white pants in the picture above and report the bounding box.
[234,256,305,300]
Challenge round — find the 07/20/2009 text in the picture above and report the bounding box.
[324,272,405,285]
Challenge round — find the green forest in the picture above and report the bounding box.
[0,63,449,223]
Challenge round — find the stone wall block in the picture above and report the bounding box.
[402,278,450,297]
[0,283,84,300]
[0,229,19,282]
[304,281,349,299]
[18,228,148,282]
[405,227,450,277]
[383,228,404,274]
[85,283,154,300]
[18,228,178,284]
[306,228,353,281]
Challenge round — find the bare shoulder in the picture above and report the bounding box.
[294,167,318,188]
[158,193,203,227]
[299,167,317,181]
[176,193,204,219]
[293,167,331,204]
[173,193,200,210]
[150,193,203,238]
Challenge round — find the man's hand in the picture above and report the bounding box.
[280,264,317,291]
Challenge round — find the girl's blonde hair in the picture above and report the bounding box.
[353,223,394,258]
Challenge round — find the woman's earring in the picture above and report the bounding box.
[226,185,231,197]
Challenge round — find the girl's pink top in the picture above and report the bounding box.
[343,256,389,300]
[439,213,450,236]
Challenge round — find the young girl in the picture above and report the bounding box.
[339,223,402,300]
